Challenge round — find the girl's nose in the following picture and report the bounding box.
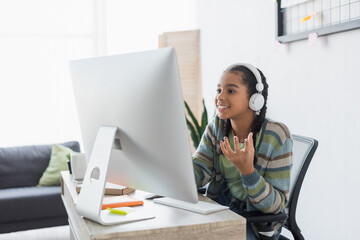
[217,91,224,101]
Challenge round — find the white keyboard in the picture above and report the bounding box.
[153,197,229,214]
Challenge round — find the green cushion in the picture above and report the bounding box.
[38,144,74,186]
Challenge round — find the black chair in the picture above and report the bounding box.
[242,134,318,240]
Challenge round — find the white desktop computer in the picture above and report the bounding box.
[70,48,202,225]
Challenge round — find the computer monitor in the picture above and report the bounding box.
[69,47,198,224]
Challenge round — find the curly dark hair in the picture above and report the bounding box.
[223,64,269,149]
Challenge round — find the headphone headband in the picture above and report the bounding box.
[237,63,263,92]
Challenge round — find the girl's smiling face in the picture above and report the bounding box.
[215,72,252,120]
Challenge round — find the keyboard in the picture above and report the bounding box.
[153,197,229,214]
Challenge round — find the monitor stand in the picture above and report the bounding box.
[75,126,155,225]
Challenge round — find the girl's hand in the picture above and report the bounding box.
[220,132,255,176]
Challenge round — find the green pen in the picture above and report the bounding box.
[107,207,127,215]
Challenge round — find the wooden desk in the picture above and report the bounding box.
[60,171,246,240]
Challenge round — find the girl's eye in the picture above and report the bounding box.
[228,89,235,94]
[216,89,221,94]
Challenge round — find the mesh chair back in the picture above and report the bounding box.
[289,135,316,199]
[283,134,318,240]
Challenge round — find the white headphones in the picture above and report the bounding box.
[237,63,265,115]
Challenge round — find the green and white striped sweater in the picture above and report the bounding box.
[192,115,293,234]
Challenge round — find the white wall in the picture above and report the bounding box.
[196,1,360,239]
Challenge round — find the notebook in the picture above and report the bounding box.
[102,195,144,210]
[153,197,229,214]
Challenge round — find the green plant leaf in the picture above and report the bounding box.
[200,99,208,135]
[184,101,202,138]
[186,118,199,149]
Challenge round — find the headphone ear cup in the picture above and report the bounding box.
[249,93,265,112]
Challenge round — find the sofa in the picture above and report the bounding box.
[0,141,80,233]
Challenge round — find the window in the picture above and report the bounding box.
[0,0,96,146]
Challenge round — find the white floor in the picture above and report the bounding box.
[0,225,70,240]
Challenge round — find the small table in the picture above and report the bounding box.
[60,171,246,240]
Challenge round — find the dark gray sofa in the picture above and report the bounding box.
[0,141,80,233]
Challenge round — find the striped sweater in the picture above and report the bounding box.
[192,115,293,230]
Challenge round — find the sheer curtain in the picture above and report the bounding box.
[0,0,196,148]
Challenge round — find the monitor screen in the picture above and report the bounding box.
[69,47,198,204]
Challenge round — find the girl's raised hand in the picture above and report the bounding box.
[220,132,255,175]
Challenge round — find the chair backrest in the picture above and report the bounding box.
[283,134,318,238]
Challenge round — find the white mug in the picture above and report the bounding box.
[70,152,87,182]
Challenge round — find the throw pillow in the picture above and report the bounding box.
[38,144,74,186]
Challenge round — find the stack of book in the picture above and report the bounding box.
[76,182,135,195]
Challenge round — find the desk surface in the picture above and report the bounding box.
[61,171,246,240]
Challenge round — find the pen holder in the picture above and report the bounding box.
[70,152,87,183]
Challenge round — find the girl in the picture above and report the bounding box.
[192,64,293,240]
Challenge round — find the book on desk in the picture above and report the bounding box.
[76,182,135,195]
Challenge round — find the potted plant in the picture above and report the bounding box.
[184,99,208,149]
